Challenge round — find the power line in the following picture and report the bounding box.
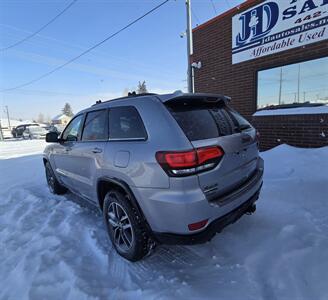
[191,7,200,25]
[0,0,79,51]
[209,0,217,15]
[1,0,170,92]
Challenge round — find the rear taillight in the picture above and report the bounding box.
[156,146,224,176]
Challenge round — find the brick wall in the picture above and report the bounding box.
[192,0,328,149]
[252,114,328,150]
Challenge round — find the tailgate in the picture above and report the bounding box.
[165,95,260,203]
[192,134,259,203]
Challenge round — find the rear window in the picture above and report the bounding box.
[166,101,251,141]
[109,106,147,140]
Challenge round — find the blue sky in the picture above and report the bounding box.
[0,0,243,120]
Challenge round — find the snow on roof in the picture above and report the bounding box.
[52,114,69,120]
[253,105,328,116]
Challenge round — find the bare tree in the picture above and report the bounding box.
[62,103,74,117]
[37,113,44,123]
[137,81,148,94]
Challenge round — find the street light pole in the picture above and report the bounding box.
[5,106,11,131]
[186,0,194,93]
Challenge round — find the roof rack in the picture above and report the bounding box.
[92,92,158,106]
[127,92,157,97]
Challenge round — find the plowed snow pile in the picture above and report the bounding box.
[1,140,328,300]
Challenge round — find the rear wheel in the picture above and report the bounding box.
[45,162,67,195]
[103,190,151,261]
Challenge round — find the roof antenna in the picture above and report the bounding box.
[128,91,137,97]
[96,99,102,104]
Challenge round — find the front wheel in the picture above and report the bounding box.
[103,190,151,261]
[45,162,67,195]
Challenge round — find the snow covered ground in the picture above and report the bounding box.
[0,140,328,300]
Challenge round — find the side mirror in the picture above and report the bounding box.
[46,132,59,143]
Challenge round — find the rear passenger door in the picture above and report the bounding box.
[103,106,149,186]
[16,126,25,137]
[67,109,109,201]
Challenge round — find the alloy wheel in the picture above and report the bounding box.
[107,202,134,253]
[46,167,55,193]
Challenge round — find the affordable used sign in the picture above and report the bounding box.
[232,0,328,64]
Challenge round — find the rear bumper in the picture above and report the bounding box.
[153,185,261,245]
[131,157,264,236]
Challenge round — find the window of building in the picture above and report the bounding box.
[257,56,328,109]
[82,110,108,141]
[62,115,83,141]
[109,106,147,140]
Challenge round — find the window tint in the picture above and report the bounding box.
[109,106,146,139]
[16,126,24,134]
[170,109,219,141]
[82,110,108,141]
[62,115,83,141]
[210,108,234,136]
[228,110,251,129]
[167,101,251,141]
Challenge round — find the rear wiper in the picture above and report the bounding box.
[235,124,252,132]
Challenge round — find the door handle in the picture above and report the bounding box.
[92,147,103,153]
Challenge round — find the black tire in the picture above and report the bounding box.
[45,162,67,195]
[103,190,150,262]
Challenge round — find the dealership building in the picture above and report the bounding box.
[192,0,328,150]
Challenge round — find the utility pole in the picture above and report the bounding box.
[5,106,11,131]
[278,67,282,105]
[0,118,3,141]
[297,64,301,103]
[186,0,194,93]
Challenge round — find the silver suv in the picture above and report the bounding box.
[44,92,264,261]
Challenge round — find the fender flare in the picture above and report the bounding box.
[97,177,154,238]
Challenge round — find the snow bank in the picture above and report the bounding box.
[0,139,46,159]
[1,141,328,299]
[253,105,328,116]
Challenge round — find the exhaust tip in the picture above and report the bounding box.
[246,204,256,215]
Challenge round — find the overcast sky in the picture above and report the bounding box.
[0,0,243,121]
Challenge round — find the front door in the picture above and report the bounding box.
[67,109,108,201]
[52,114,84,189]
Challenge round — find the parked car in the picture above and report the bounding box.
[12,123,39,138]
[49,124,65,134]
[23,126,47,139]
[43,92,264,261]
[39,123,51,132]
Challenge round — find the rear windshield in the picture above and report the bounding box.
[166,100,252,141]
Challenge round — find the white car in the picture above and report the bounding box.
[23,126,47,139]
